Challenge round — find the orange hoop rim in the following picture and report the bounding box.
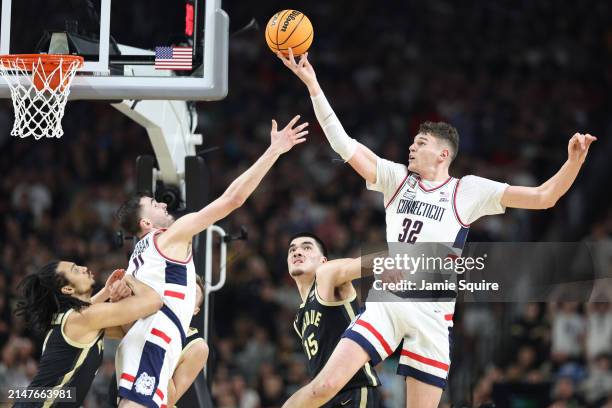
[0,54,84,71]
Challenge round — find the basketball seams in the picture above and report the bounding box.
[277,13,305,46]
[265,26,278,51]
[275,10,291,48]
[277,29,313,52]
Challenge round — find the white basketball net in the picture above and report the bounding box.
[0,56,82,139]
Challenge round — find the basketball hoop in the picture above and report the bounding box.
[0,54,84,139]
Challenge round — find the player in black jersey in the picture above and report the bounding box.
[13,260,162,407]
[287,233,382,408]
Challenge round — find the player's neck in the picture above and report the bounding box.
[72,292,91,303]
[294,275,315,302]
[417,166,449,183]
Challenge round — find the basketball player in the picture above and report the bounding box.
[13,261,162,408]
[287,232,382,407]
[278,49,597,407]
[108,276,208,407]
[115,116,308,408]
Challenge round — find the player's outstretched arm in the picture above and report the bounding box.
[315,252,387,289]
[72,275,163,332]
[277,49,379,184]
[501,133,596,209]
[163,116,308,242]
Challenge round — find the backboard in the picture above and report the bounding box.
[0,0,228,100]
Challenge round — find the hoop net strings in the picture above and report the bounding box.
[0,57,81,139]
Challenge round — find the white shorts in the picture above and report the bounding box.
[343,298,455,389]
[115,305,186,408]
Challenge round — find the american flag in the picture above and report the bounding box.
[155,46,193,70]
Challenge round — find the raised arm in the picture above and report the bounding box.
[277,49,379,184]
[501,133,596,209]
[162,116,308,242]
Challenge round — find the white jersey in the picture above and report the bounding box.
[367,157,508,245]
[345,157,509,387]
[126,229,196,333]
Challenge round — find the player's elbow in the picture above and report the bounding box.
[145,293,164,314]
[539,190,558,209]
[223,191,246,211]
[310,377,342,401]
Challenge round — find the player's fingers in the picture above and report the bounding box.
[294,137,307,144]
[288,48,297,65]
[294,130,309,138]
[579,133,586,149]
[271,119,277,133]
[286,114,301,129]
[294,122,309,132]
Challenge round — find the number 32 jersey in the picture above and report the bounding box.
[367,158,509,246]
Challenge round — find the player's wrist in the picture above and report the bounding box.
[306,81,321,97]
[266,145,284,158]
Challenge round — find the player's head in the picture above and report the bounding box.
[408,121,459,173]
[194,275,205,316]
[287,232,328,279]
[15,261,93,332]
[117,194,175,238]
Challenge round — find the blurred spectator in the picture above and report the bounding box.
[550,302,586,365]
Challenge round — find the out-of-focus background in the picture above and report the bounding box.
[1,1,612,407]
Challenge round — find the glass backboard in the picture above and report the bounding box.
[0,0,228,100]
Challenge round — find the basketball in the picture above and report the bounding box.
[265,10,313,56]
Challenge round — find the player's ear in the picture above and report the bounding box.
[139,218,152,231]
[61,285,74,295]
[320,256,328,263]
[439,149,449,162]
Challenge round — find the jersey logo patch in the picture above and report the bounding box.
[341,399,352,405]
[402,190,416,201]
[439,191,449,202]
[134,372,156,396]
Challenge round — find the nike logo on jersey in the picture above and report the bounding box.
[341,399,352,406]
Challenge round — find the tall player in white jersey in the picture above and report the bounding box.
[278,49,597,408]
[114,115,309,408]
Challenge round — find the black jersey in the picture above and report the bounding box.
[14,309,104,408]
[294,282,380,391]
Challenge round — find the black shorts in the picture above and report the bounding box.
[322,386,382,408]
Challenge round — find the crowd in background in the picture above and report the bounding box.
[1,0,612,406]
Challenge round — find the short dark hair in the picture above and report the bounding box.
[116,193,147,237]
[288,232,328,258]
[418,121,459,161]
[15,261,90,333]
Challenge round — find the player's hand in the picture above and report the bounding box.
[270,115,308,154]
[567,132,596,164]
[276,49,320,94]
[109,279,132,302]
[104,269,125,291]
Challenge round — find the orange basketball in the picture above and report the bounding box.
[265,10,313,56]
